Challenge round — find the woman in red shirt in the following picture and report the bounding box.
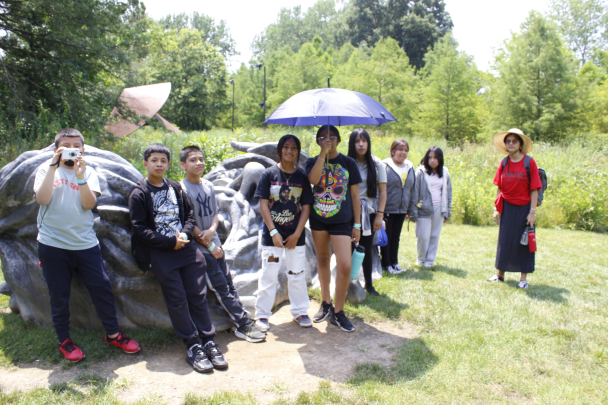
[489,129,542,289]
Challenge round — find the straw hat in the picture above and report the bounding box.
[493,128,533,155]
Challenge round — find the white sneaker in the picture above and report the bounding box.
[517,281,529,289]
[255,318,270,332]
[388,265,401,275]
[393,264,406,273]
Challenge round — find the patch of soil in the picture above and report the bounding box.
[0,304,417,404]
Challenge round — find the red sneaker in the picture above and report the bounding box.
[58,338,85,362]
[104,331,141,354]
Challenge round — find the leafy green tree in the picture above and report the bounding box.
[548,0,607,65]
[252,1,340,58]
[0,0,145,140]
[158,12,237,58]
[143,28,228,130]
[343,0,453,69]
[415,33,481,142]
[493,12,579,141]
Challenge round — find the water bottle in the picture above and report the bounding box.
[351,245,365,279]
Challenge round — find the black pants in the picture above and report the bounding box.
[353,213,376,289]
[150,243,216,347]
[381,213,407,267]
[202,248,249,329]
[38,243,119,343]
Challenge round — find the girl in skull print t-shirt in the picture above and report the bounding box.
[305,153,362,224]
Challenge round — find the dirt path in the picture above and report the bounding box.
[0,304,417,404]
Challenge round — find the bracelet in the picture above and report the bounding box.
[376,211,384,214]
[493,206,497,211]
[207,242,216,252]
[76,178,87,185]
[353,223,361,229]
[269,229,279,237]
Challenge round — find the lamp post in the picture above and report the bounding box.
[256,63,266,126]
[229,79,235,132]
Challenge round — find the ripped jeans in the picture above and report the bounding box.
[254,245,309,320]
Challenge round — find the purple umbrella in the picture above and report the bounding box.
[263,87,397,126]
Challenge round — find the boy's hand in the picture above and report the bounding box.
[174,231,189,250]
[51,147,65,167]
[373,215,383,232]
[351,227,361,244]
[271,232,284,248]
[198,229,214,245]
[74,156,86,180]
[210,246,223,259]
[283,234,299,249]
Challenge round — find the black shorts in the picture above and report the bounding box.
[309,216,352,236]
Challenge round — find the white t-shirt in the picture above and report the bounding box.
[429,173,443,206]
[34,162,102,250]
[393,164,410,187]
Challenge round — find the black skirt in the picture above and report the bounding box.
[495,201,535,273]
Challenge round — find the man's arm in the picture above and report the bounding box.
[74,157,97,210]
[198,214,219,245]
[35,150,63,206]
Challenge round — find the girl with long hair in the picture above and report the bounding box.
[347,128,387,296]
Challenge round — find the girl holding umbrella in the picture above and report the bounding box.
[489,129,542,289]
[306,125,362,332]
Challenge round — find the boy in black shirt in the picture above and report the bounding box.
[254,135,314,331]
[128,143,226,373]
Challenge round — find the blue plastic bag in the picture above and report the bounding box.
[376,225,388,247]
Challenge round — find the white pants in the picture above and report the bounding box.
[254,245,310,319]
[416,205,444,266]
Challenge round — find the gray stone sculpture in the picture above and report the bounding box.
[0,140,375,334]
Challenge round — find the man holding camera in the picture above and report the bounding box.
[34,128,140,362]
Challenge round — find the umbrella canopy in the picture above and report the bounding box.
[263,88,398,126]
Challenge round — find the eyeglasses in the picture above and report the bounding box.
[505,139,520,144]
[318,136,338,142]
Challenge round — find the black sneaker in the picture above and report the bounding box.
[331,310,355,332]
[313,301,333,323]
[366,285,380,296]
[233,320,266,343]
[186,344,213,373]
[204,341,228,369]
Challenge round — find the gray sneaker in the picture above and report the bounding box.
[387,265,401,275]
[293,315,313,328]
[393,264,406,273]
[517,280,529,289]
[233,320,266,343]
[255,318,270,332]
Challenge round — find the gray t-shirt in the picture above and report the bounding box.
[181,178,222,248]
[34,162,102,250]
[357,155,387,212]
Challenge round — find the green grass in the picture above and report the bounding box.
[1,224,607,404]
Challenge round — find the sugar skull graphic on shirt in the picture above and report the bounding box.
[313,163,349,218]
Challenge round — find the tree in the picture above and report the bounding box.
[144,28,228,130]
[251,1,340,58]
[343,0,453,69]
[548,0,607,65]
[0,0,145,140]
[158,12,237,58]
[493,12,579,141]
[415,33,481,142]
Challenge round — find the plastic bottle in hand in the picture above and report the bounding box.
[351,245,365,279]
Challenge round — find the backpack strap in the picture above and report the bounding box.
[501,157,508,171]
[523,155,531,184]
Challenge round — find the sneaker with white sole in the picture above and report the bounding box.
[517,280,529,289]
[387,265,401,275]
[255,318,270,332]
[313,301,334,323]
[186,344,213,373]
[487,275,505,282]
[233,320,266,343]
[294,315,313,328]
[330,310,355,332]
[393,264,406,273]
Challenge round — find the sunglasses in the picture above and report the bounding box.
[505,139,520,144]
[318,136,338,142]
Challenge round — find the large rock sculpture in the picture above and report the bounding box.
[0,141,328,333]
